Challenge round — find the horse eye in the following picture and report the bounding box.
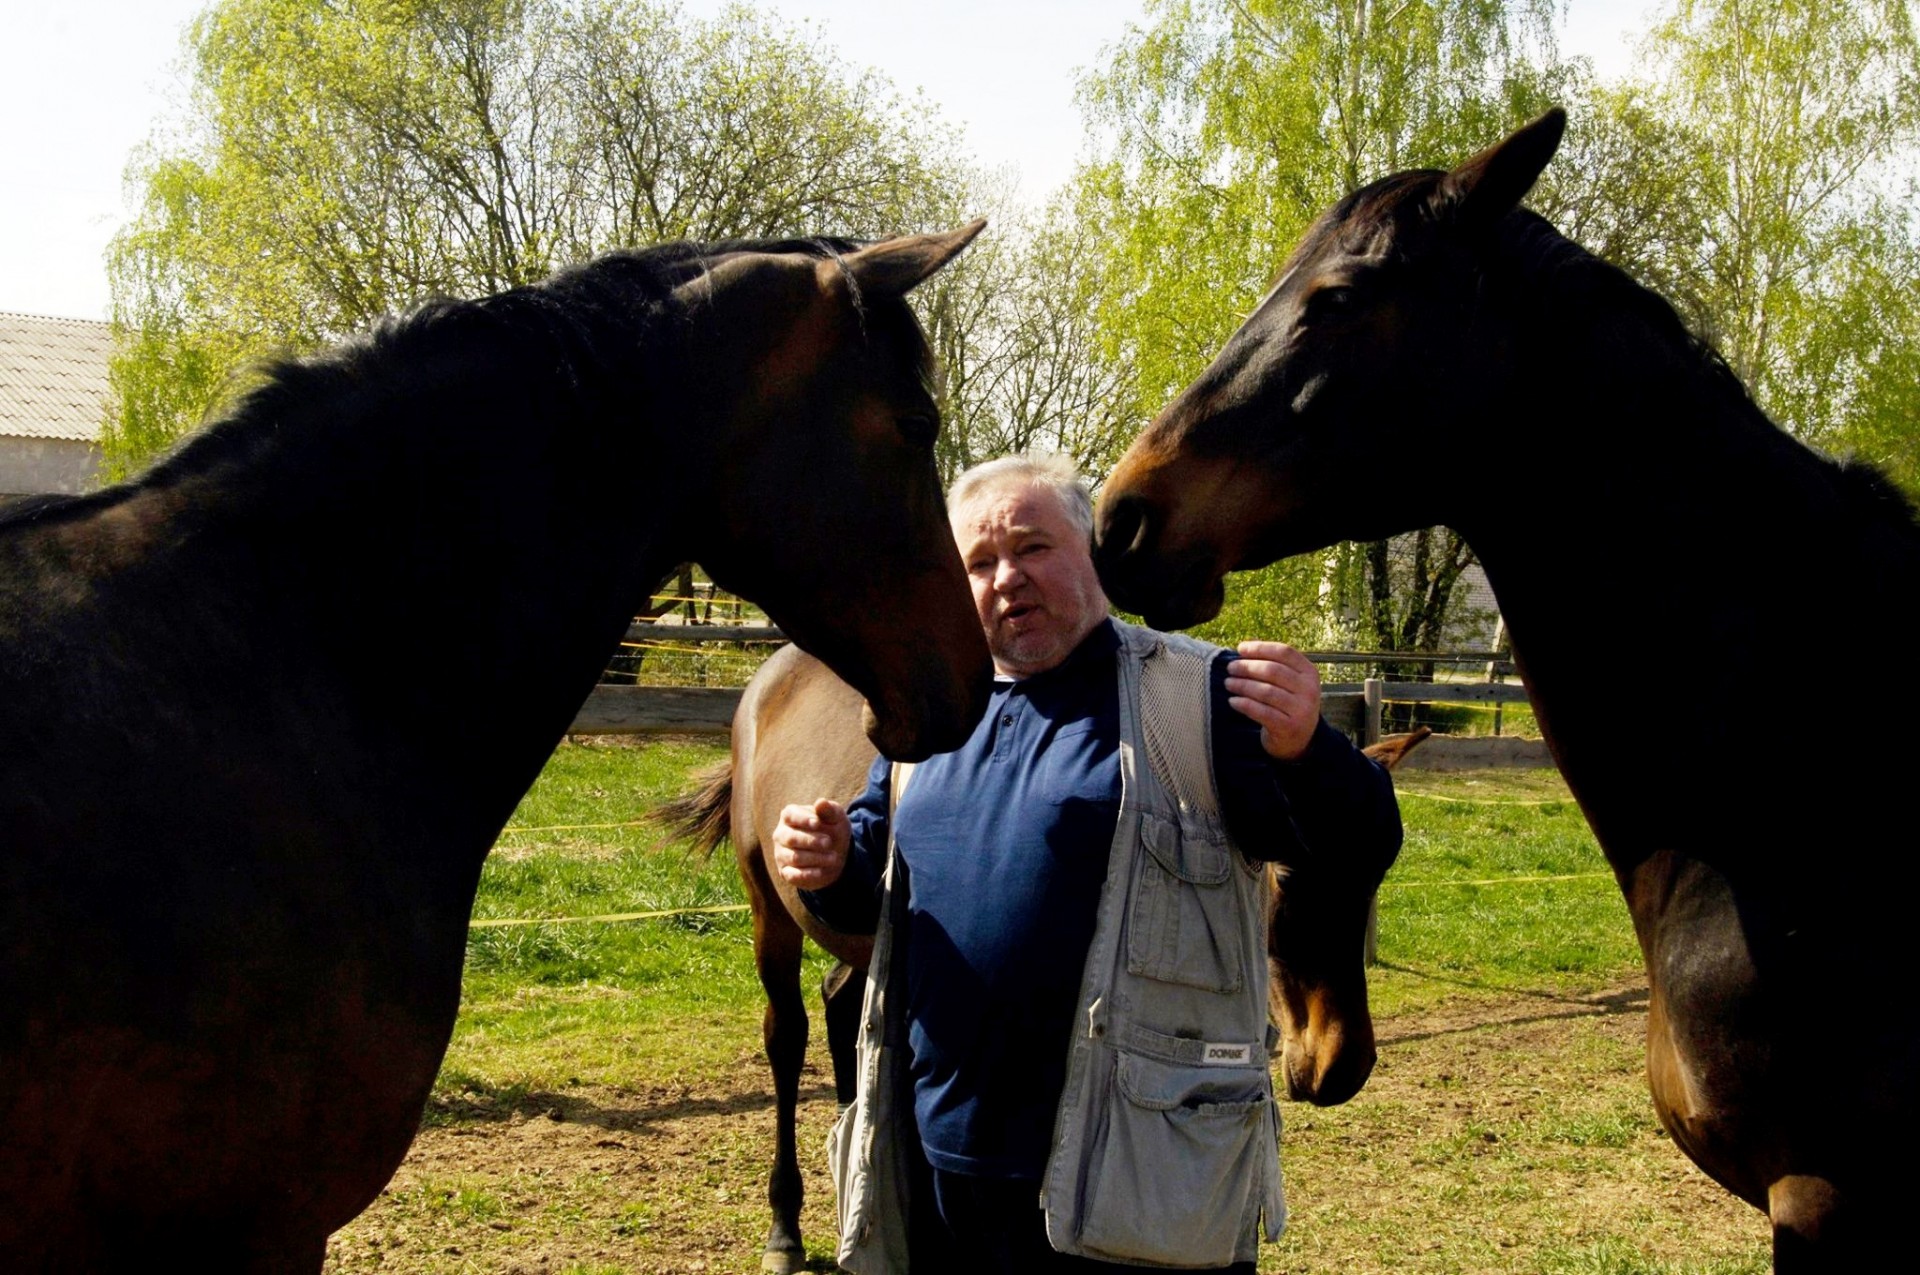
[897,413,939,447]
[1306,285,1357,319]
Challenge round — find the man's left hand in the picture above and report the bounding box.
[1225,640,1321,761]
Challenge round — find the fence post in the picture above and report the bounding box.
[1362,676,1383,966]
[1486,617,1508,737]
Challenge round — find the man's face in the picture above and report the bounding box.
[951,482,1111,678]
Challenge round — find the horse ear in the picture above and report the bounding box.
[1433,108,1566,233]
[821,219,987,299]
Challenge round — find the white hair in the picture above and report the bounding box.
[947,453,1094,537]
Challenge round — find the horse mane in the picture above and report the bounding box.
[8,235,885,525]
[1836,457,1920,531]
[1496,209,1745,399]
[0,490,92,529]
[1492,208,1920,537]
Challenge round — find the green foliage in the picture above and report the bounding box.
[1074,0,1562,423]
[923,184,1141,482]
[1183,554,1327,649]
[104,0,970,478]
[1635,0,1920,495]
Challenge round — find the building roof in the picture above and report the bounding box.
[0,312,112,443]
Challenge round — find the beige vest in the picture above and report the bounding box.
[831,621,1284,1272]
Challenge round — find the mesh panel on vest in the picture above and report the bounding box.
[1139,641,1221,820]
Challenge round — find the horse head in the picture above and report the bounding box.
[672,225,994,761]
[1093,112,1567,629]
[1266,727,1426,1104]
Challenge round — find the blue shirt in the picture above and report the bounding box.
[804,619,1399,1178]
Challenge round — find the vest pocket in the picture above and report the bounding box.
[1075,1051,1270,1266]
[1127,811,1245,993]
[827,1096,861,1241]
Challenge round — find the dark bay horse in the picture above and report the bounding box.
[665,643,1422,1273]
[0,227,994,1271]
[1093,109,1920,1270]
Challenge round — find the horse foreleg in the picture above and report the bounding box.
[1769,1176,1843,1272]
[822,960,866,1107]
[1769,1175,1902,1274]
[752,897,811,1275]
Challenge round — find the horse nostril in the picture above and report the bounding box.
[1098,495,1153,563]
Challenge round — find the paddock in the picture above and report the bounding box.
[317,735,1770,1274]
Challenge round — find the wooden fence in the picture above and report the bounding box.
[569,623,1555,770]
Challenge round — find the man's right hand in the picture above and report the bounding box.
[772,798,851,889]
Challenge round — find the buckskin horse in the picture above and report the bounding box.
[664,643,1422,1273]
[1092,109,1920,1270]
[0,226,995,1270]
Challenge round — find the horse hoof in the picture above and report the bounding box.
[760,1246,807,1275]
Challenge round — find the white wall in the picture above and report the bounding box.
[0,436,101,497]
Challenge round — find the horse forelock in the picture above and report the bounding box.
[794,240,938,389]
[1274,171,1444,283]
[645,234,934,390]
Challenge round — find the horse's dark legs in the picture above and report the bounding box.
[752,899,811,1274]
[1768,1176,1898,1273]
[1770,1176,1841,1271]
[822,961,866,1107]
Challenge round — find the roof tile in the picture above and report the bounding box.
[0,312,113,443]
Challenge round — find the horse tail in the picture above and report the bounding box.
[655,760,733,858]
[1363,725,1432,770]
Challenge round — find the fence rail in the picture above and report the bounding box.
[581,624,1549,767]
[574,685,743,734]
[625,622,1514,668]
[624,622,785,643]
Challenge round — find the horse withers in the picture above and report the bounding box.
[665,645,1420,1273]
[1093,109,1920,1270]
[0,226,993,1270]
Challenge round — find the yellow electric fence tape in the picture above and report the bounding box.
[470,903,750,929]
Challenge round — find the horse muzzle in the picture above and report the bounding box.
[859,661,991,763]
[1092,495,1228,630]
[1277,993,1379,1107]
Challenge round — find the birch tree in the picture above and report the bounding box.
[103,0,969,477]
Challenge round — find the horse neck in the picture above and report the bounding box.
[140,311,688,820]
[1451,269,1906,855]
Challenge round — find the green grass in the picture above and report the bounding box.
[1366,767,1639,1016]
[442,740,1643,1094]
[1383,698,1540,738]
[445,734,839,1094]
[330,740,1773,1274]
[1535,1239,1769,1275]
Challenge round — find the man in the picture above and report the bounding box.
[774,454,1400,1273]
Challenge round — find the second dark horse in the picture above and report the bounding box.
[1094,110,1920,1271]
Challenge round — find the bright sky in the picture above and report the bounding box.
[0,0,1662,322]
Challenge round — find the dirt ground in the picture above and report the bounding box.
[324,981,1768,1274]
